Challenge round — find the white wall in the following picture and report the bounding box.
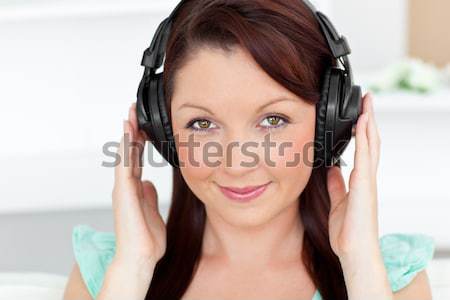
[331,0,408,73]
[311,0,333,16]
[2,0,448,250]
[0,8,176,213]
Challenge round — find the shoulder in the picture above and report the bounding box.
[72,224,116,299]
[379,233,435,293]
[313,233,435,300]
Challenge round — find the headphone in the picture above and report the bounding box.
[136,0,362,169]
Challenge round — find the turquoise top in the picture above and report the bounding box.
[72,225,435,300]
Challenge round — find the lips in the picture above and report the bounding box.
[217,182,271,202]
[221,183,270,194]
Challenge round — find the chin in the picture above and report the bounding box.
[214,205,281,228]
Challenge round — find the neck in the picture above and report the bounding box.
[201,200,304,267]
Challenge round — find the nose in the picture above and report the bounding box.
[220,132,261,177]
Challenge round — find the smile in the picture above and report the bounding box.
[217,182,271,203]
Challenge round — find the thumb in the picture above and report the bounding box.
[142,180,159,210]
[327,166,347,210]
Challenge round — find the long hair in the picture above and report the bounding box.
[145,1,347,299]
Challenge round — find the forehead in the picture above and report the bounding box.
[171,45,303,110]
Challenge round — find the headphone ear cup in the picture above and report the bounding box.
[315,67,362,168]
[329,69,351,166]
[156,75,180,167]
[314,68,332,168]
[136,74,152,139]
[136,73,179,168]
[156,75,170,142]
[344,85,362,130]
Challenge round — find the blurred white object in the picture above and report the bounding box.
[443,63,450,87]
[365,57,444,93]
[428,258,450,299]
[0,272,67,300]
[0,258,449,299]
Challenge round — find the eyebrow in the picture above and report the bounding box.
[177,96,298,115]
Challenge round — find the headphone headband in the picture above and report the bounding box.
[141,0,354,78]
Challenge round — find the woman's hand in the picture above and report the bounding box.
[327,92,381,259]
[111,102,167,274]
[96,103,166,300]
[326,92,393,300]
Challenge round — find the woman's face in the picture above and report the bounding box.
[171,45,316,227]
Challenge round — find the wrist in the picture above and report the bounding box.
[109,255,156,281]
[339,243,385,279]
[338,247,393,300]
[97,258,155,300]
[336,236,381,264]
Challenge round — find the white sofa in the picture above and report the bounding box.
[0,272,68,300]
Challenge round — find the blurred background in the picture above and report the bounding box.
[0,0,449,298]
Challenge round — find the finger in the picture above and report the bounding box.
[126,109,136,175]
[327,166,347,211]
[114,120,134,184]
[130,103,146,141]
[142,180,159,211]
[141,180,163,230]
[129,102,149,145]
[112,121,141,238]
[354,110,370,177]
[365,94,381,172]
[130,103,146,163]
[128,103,139,141]
[127,105,145,178]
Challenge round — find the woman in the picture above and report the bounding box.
[63,1,435,299]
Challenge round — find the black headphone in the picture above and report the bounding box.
[136,0,362,169]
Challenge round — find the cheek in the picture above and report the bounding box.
[175,130,217,181]
[176,136,216,206]
[267,124,315,170]
[265,123,315,200]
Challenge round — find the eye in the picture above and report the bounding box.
[185,114,290,133]
[185,118,218,133]
[259,114,290,130]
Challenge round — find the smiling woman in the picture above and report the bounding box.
[63,1,435,300]
[153,1,346,298]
